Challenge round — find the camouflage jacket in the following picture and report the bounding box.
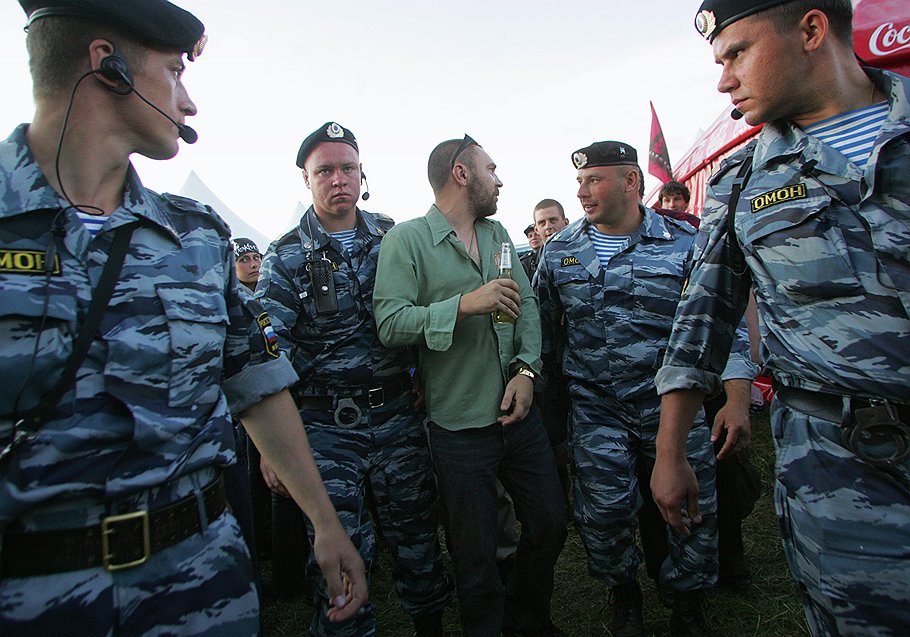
[656,69,910,401]
[537,206,755,401]
[257,205,413,393]
[0,124,297,522]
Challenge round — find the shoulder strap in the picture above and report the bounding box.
[16,221,139,433]
[725,154,754,276]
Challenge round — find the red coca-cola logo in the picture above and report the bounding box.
[869,21,910,57]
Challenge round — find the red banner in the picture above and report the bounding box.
[648,101,674,184]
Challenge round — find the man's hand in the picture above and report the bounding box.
[713,379,752,460]
[458,279,521,321]
[497,373,534,426]
[653,389,705,535]
[315,519,369,623]
[651,453,701,536]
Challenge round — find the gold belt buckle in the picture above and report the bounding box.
[101,510,151,572]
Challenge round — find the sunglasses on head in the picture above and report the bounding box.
[451,134,479,169]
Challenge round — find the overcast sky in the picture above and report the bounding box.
[0,1,734,244]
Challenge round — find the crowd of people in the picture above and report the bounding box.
[1,0,908,637]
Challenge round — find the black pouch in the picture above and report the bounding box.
[310,259,337,315]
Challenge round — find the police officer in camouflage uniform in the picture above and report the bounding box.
[0,2,366,634]
[257,122,451,637]
[652,1,910,635]
[536,141,755,637]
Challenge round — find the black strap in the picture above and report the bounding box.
[725,154,754,276]
[17,222,138,432]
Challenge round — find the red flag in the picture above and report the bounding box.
[648,101,674,184]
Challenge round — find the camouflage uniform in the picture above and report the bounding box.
[0,124,295,635]
[537,207,753,591]
[656,69,910,635]
[257,206,450,637]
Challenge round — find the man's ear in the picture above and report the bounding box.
[800,9,829,53]
[88,39,123,91]
[626,167,639,192]
[451,163,469,187]
[302,168,311,189]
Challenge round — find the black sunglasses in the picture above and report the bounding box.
[451,134,479,169]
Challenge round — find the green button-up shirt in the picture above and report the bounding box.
[374,204,542,431]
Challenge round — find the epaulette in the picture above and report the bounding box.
[274,225,306,250]
[161,192,210,214]
[709,140,758,187]
[371,211,395,230]
[661,214,698,235]
[161,192,231,238]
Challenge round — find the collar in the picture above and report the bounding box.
[297,205,374,252]
[426,204,494,247]
[566,205,672,243]
[639,205,676,240]
[426,204,455,246]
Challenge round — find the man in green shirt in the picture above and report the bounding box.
[374,136,567,637]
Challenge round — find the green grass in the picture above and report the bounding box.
[262,413,810,636]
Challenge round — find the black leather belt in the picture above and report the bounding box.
[1,474,226,578]
[774,382,910,467]
[293,374,412,413]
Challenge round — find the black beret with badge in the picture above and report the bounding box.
[571,141,639,170]
[694,0,794,42]
[232,237,261,257]
[19,0,207,60]
[296,122,359,168]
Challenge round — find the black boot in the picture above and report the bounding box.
[413,609,444,637]
[609,581,645,637]
[670,589,716,637]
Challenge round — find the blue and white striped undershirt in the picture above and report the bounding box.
[76,210,106,237]
[587,225,630,269]
[330,229,358,254]
[803,101,888,169]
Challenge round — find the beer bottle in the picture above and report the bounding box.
[493,242,515,324]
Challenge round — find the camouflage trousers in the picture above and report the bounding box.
[772,401,910,636]
[0,470,259,636]
[570,386,718,590]
[299,392,451,637]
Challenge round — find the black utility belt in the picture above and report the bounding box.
[774,382,910,467]
[292,374,412,428]
[1,474,226,578]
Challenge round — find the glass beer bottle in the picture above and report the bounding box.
[493,242,515,324]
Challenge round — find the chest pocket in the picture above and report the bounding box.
[157,282,228,408]
[553,267,596,321]
[631,260,685,323]
[0,275,77,417]
[739,192,864,304]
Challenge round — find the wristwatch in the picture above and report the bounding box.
[517,367,536,381]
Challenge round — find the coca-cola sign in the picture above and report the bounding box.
[868,21,910,58]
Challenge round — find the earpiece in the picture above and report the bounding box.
[361,171,370,201]
[98,54,134,90]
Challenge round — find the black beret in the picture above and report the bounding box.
[296,122,359,169]
[524,224,535,235]
[695,0,794,42]
[20,0,207,60]
[232,237,261,257]
[571,141,638,170]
